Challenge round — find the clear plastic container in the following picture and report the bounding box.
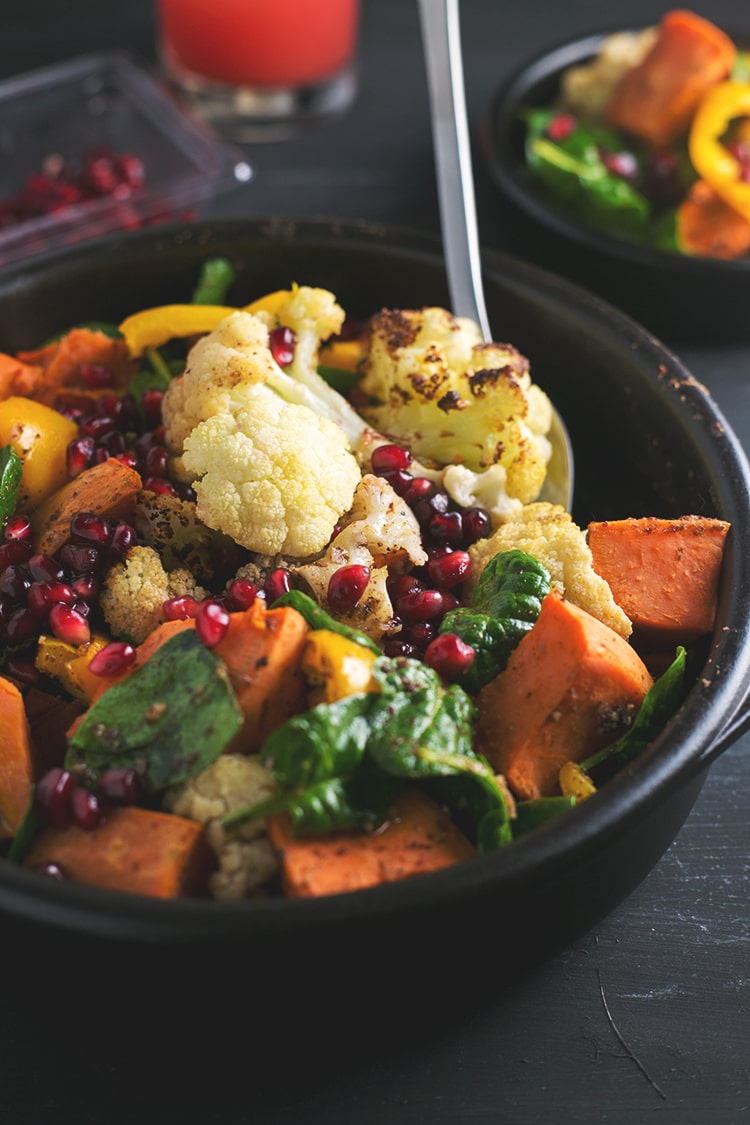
[0,51,253,265]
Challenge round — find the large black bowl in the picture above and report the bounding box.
[0,217,749,984]
[479,27,750,343]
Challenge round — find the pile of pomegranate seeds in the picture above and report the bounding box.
[35,763,143,835]
[0,148,146,230]
[367,442,490,673]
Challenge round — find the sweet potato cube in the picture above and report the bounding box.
[24,806,215,898]
[267,787,476,898]
[0,676,34,839]
[31,458,142,556]
[587,515,729,646]
[474,591,653,800]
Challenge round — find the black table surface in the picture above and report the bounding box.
[2,3,750,1123]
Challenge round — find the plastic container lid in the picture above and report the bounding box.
[0,51,253,266]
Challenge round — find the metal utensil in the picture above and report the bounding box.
[417,0,574,509]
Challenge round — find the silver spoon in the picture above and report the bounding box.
[417,0,574,510]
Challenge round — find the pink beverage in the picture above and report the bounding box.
[157,0,360,139]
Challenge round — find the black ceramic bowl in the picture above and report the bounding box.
[479,26,750,343]
[0,217,749,983]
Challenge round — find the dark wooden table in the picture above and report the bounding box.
[1,2,749,1122]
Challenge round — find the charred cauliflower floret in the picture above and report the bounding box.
[100,545,208,645]
[468,502,632,638]
[358,307,552,503]
[134,490,245,587]
[163,753,280,901]
[294,473,428,641]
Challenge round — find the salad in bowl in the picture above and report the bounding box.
[0,256,729,904]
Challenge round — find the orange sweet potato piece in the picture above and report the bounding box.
[31,457,142,556]
[0,676,34,839]
[676,180,750,260]
[605,10,736,147]
[587,515,729,645]
[23,687,84,776]
[17,328,137,405]
[23,806,216,898]
[76,603,309,752]
[474,591,653,801]
[267,787,476,898]
[0,353,43,400]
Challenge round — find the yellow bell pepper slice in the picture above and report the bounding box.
[0,397,78,511]
[689,80,750,223]
[559,761,597,803]
[302,629,378,705]
[318,337,365,373]
[34,633,111,702]
[118,289,295,358]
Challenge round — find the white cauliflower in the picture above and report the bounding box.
[161,301,366,558]
[560,27,658,120]
[99,545,208,644]
[182,387,361,556]
[163,754,280,901]
[357,307,552,502]
[468,502,632,638]
[294,473,427,641]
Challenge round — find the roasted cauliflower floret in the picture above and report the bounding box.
[294,473,427,641]
[468,502,632,638]
[163,753,280,901]
[182,385,361,557]
[133,490,245,586]
[100,545,208,645]
[358,307,552,502]
[560,27,658,120]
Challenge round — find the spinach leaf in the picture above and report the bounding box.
[65,630,243,792]
[580,645,688,780]
[0,446,23,528]
[317,364,360,395]
[511,796,576,837]
[191,257,236,305]
[525,108,651,233]
[260,693,375,790]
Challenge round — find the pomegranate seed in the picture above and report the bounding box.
[4,606,37,644]
[381,469,414,498]
[28,554,64,582]
[0,565,30,601]
[27,580,76,617]
[174,482,197,503]
[79,363,114,389]
[114,451,139,471]
[462,507,491,544]
[163,594,199,620]
[195,599,230,647]
[81,415,118,440]
[424,633,475,679]
[88,641,135,677]
[84,154,119,195]
[71,574,100,600]
[395,588,445,624]
[3,514,32,542]
[403,476,436,505]
[107,523,135,562]
[67,435,96,477]
[141,389,164,427]
[427,549,472,590]
[115,154,146,189]
[58,543,100,574]
[269,325,296,366]
[428,511,464,545]
[142,477,177,496]
[383,639,419,658]
[143,445,169,477]
[603,151,638,180]
[327,565,371,612]
[547,113,576,141]
[401,621,435,648]
[97,767,142,805]
[70,512,112,548]
[413,490,449,527]
[97,430,127,456]
[264,568,292,603]
[4,656,41,685]
[36,767,77,828]
[71,786,103,830]
[371,444,413,474]
[48,603,91,646]
[388,574,423,601]
[0,540,31,569]
[225,578,261,611]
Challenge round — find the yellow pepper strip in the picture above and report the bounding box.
[302,629,378,706]
[118,289,294,358]
[34,633,109,702]
[0,397,78,511]
[689,81,750,223]
[318,337,365,373]
[559,761,597,803]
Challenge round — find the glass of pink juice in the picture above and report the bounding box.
[156,0,360,141]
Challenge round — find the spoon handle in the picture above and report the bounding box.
[417,0,491,340]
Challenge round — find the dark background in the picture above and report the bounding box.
[1,2,749,1122]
